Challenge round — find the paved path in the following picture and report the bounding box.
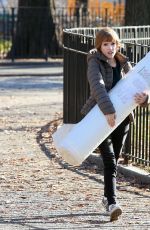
[0,61,150,230]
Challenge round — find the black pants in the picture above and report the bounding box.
[99,117,130,205]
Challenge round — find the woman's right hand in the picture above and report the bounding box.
[105,113,116,127]
[134,92,148,105]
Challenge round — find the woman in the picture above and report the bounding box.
[81,27,149,221]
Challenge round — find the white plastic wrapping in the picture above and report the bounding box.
[53,52,150,166]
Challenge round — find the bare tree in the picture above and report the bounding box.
[74,0,88,27]
[125,0,150,25]
[9,0,60,59]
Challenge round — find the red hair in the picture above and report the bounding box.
[95,27,121,51]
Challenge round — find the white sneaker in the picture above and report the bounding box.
[108,203,122,221]
[102,196,108,211]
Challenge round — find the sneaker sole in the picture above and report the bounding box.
[110,208,122,221]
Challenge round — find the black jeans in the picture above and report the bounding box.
[99,117,130,205]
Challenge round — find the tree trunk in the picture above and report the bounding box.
[9,0,59,59]
[74,0,88,27]
[125,0,150,25]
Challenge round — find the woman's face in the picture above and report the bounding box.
[101,41,117,59]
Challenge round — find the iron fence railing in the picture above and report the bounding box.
[66,26,150,44]
[0,6,124,60]
[0,6,146,60]
[1,6,150,61]
[63,28,150,167]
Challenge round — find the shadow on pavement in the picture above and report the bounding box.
[36,120,104,185]
[36,120,150,199]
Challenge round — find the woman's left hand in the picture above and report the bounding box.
[134,92,148,105]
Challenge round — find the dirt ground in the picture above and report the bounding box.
[0,67,150,229]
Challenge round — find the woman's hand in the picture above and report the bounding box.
[134,92,148,105]
[105,113,116,127]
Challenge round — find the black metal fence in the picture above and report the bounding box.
[68,26,150,45]
[0,6,125,61]
[1,6,150,61]
[63,28,150,167]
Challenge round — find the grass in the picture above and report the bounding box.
[0,39,12,54]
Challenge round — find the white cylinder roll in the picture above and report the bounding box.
[53,52,150,165]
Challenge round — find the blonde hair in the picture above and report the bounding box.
[95,27,121,51]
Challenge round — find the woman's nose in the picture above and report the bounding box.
[108,45,113,50]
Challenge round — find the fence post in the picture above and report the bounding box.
[104,8,108,26]
[11,7,15,62]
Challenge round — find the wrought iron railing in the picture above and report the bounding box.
[1,6,150,60]
[0,6,124,60]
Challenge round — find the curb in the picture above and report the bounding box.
[0,73,63,77]
[87,153,150,184]
[0,59,63,66]
[0,62,63,77]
